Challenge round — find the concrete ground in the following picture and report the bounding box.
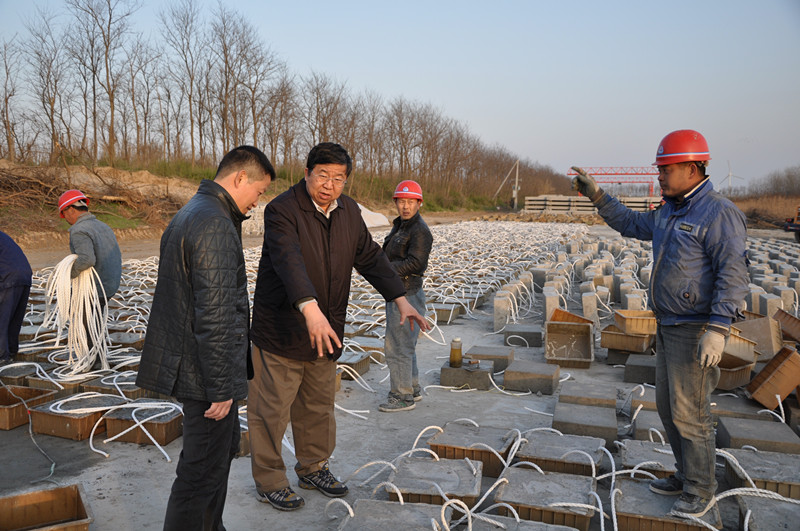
[3,225,785,530]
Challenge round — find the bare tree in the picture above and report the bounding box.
[262,65,297,167]
[299,71,347,148]
[0,38,22,162]
[24,8,69,164]
[160,0,203,164]
[66,0,140,165]
[125,35,160,162]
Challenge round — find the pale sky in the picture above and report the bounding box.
[2,0,798,188]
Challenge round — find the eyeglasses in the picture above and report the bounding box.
[311,172,347,187]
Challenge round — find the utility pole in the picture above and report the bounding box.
[512,160,520,210]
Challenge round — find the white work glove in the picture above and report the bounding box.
[571,166,600,200]
[698,330,726,368]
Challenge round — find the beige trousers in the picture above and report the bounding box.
[247,345,337,492]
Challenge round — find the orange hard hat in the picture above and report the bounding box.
[653,129,711,166]
[393,180,423,202]
[58,189,89,218]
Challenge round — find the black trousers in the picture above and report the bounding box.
[0,285,30,360]
[163,399,240,531]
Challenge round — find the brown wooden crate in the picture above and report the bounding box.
[0,386,59,430]
[0,484,93,531]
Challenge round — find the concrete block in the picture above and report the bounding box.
[759,292,783,320]
[773,285,796,311]
[723,447,800,498]
[503,360,559,394]
[494,292,512,332]
[623,355,656,385]
[617,440,676,478]
[531,266,551,292]
[558,380,616,408]
[614,477,723,530]
[440,360,494,391]
[606,349,630,366]
[716,416,800,454]
[618,282,636,305]
[639,266,652,286]
[581,291,598,324]
[518,271,533,291]
[736,486,800,529]
[464,345,514,372]
[579,281,595,293]
[542,287,560,322]
[709,393,767,421]
[552,401,618,449]
[514,431,605,476]
[630,385,657,411]
[632,409,666,443]
[596,286,610,305]
[746,285,766,315]
[503,323,542,348]
[624,293,645,310]
[341,499,453,530]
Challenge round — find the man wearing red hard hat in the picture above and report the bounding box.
[379,180,433,412]
[58,189,122,306]
[572,130,748,527]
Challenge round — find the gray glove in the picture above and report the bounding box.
[571,166,600,199]
[698,330,726,368]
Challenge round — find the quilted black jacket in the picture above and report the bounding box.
[382,212,433,294]
[250,179,405,362]
[136,180,252,402]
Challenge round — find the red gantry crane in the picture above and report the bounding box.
[567,166,660,196]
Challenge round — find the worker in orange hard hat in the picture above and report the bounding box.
[379,180,433,412]
[58,189,122,304]
[572,130,748,527]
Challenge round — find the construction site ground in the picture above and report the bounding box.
[2,223,794,531]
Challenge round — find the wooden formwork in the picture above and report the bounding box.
[31,394,128,441]
[103,398,183,446]
[746,346,800,409]
[614,309,657,335]
[80,374,149,400]
[0,362,55,387]
[0,385,58,430]
[0,483,94,531]
[427,423,514,478]
[337,350,371,380]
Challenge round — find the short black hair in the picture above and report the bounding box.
[215,145,276,181]
[306,142,352,177]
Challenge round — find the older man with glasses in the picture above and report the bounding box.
[248,142,430,511]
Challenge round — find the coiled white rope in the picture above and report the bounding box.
[40,254,110,375]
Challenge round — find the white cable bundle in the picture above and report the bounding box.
[41,254,110,374]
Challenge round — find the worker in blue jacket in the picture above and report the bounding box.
[0,231,32,367]
[573,130,748,527]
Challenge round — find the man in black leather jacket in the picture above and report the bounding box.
[379,180,433,412]
[137,146,275,531]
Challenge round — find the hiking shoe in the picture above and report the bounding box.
[670,493,714,517]
[413,388,422,402]
[649,475,683,496]
[379,396,416,412]
[298,462,348,497]
[256,487,305,511]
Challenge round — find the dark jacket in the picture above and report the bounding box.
[136,180,252,402]
[382,213,433,294]
[250,179,405,362]
[68,213,122,299]
[0,231,32,289]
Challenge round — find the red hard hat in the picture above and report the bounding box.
[58,189,89,218]
[393,180,423,202]
[653,129,711,166]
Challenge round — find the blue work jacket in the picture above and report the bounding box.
[595,179,748,328]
